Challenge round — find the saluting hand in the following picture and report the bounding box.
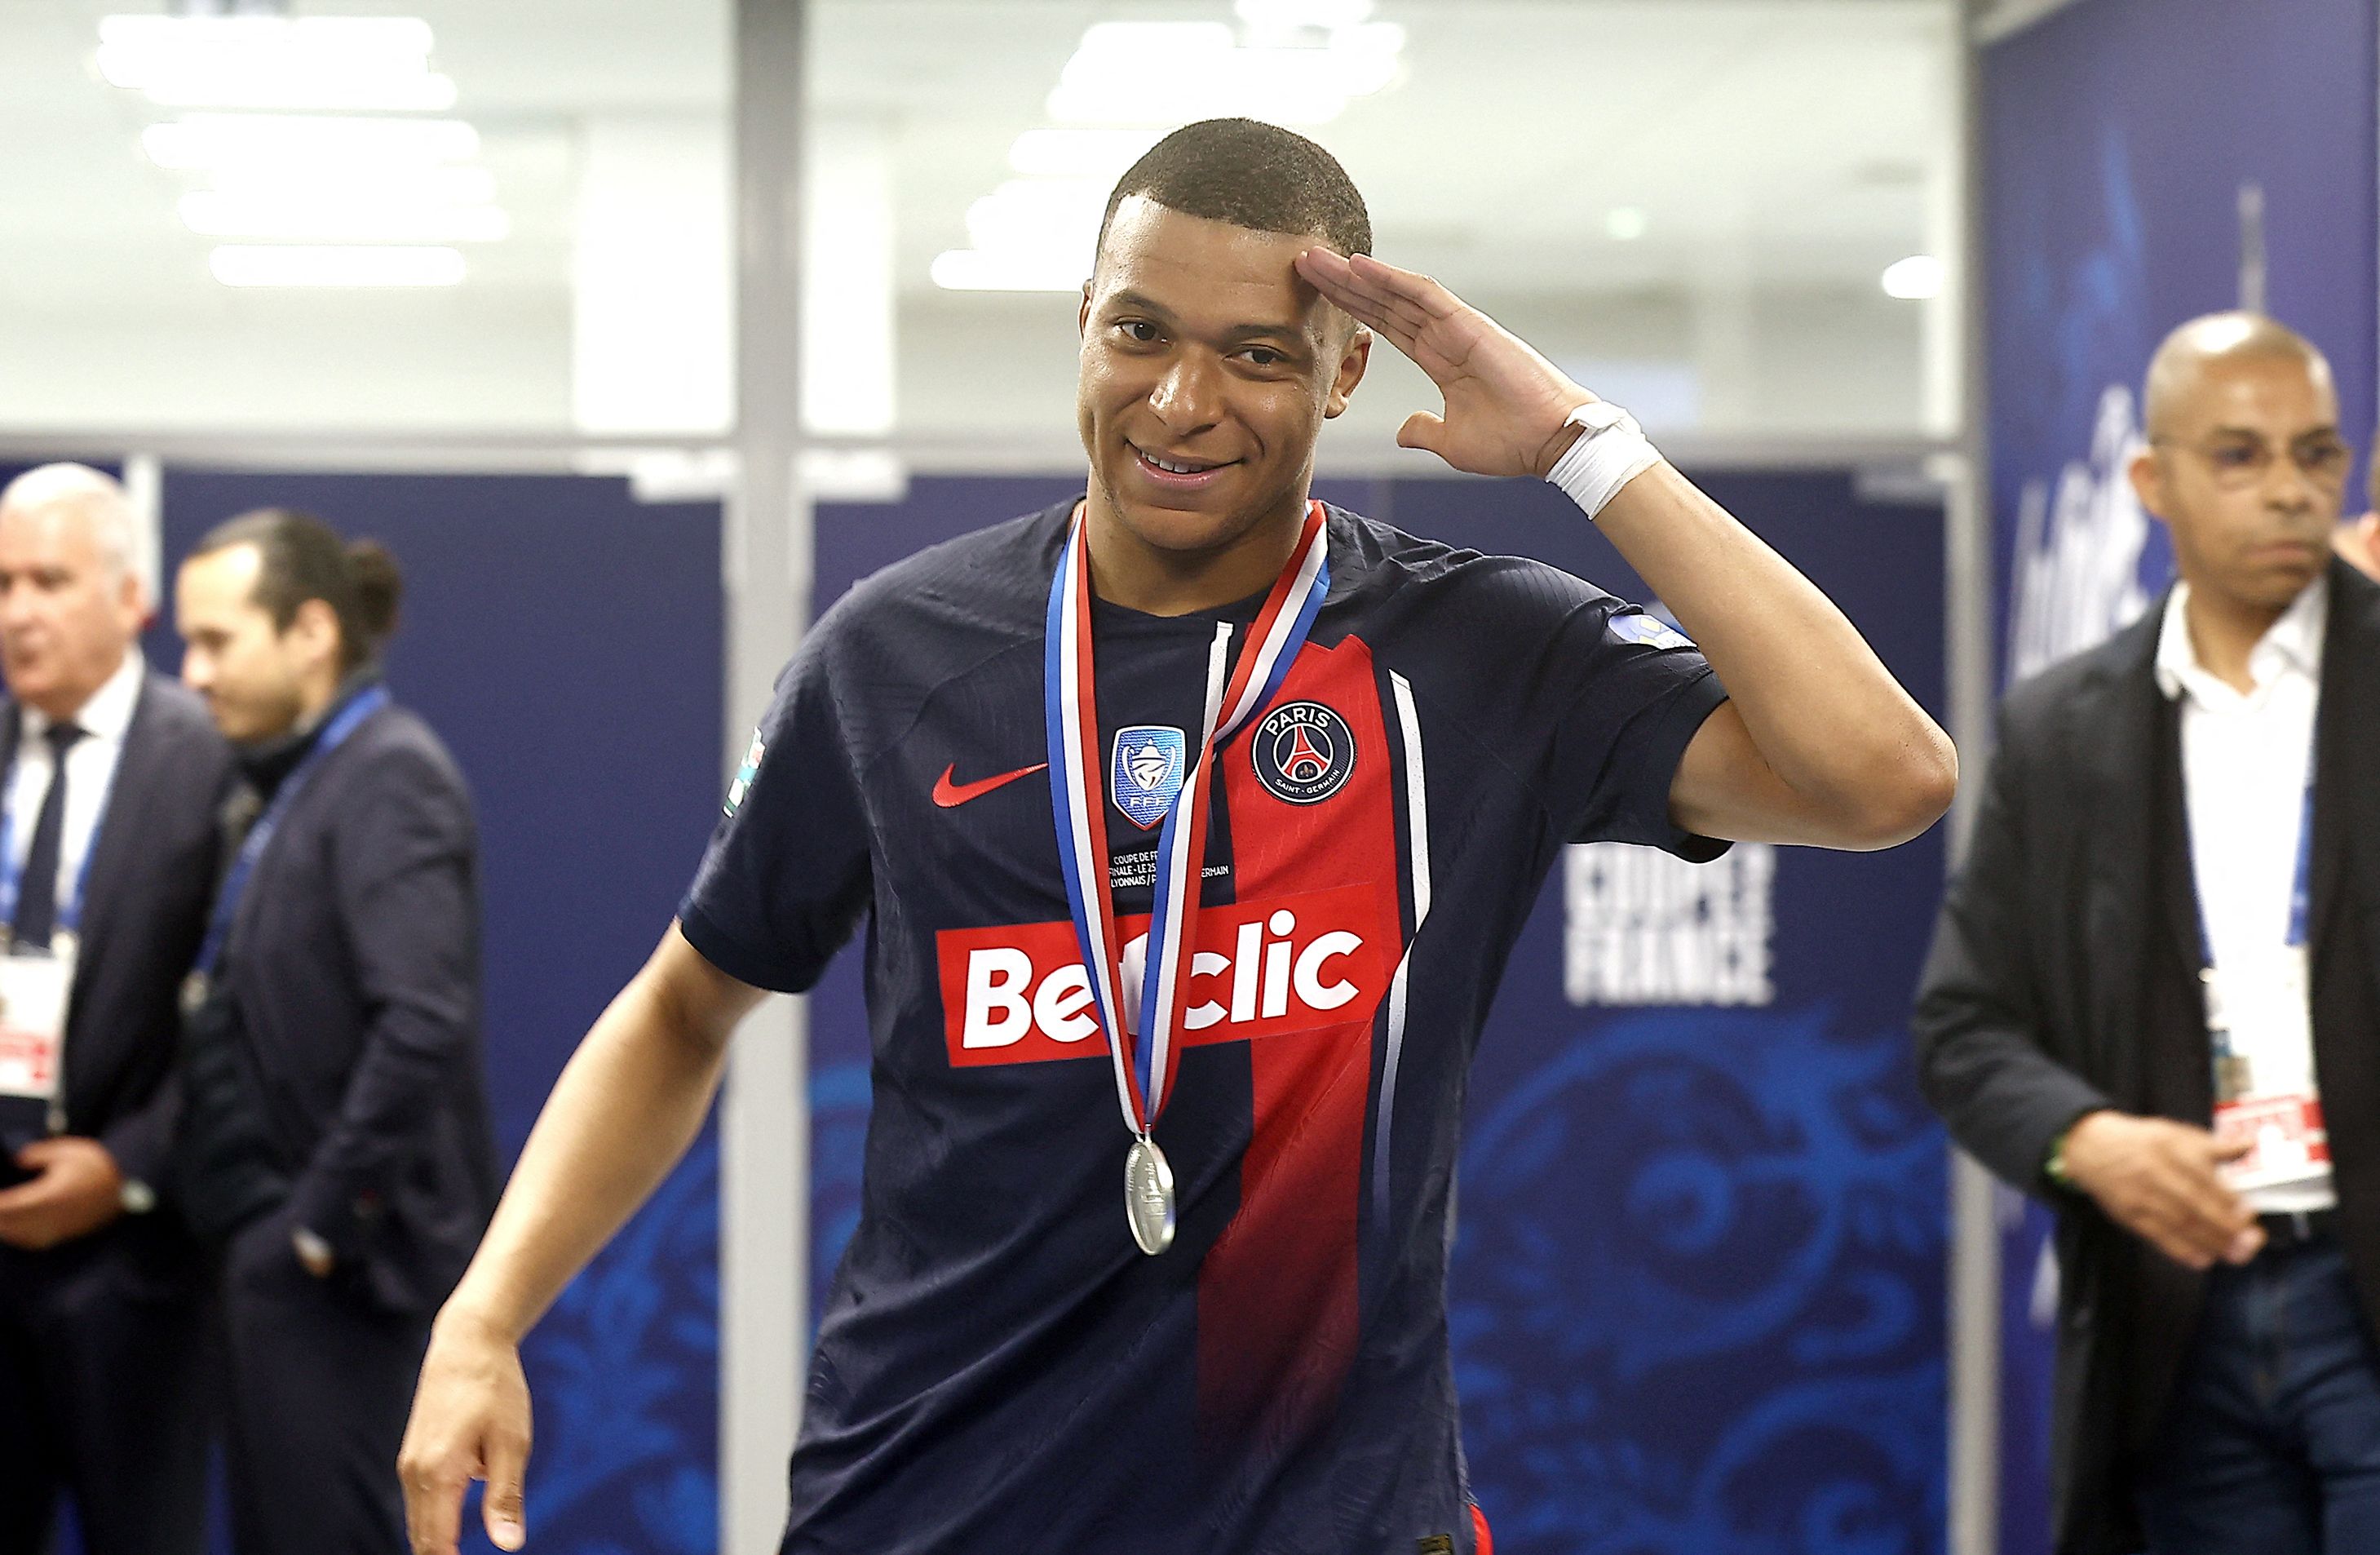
[0,1136,125,1250]
[400,1308,533,1554]
[1293,247,1595,480]
[2060,1110,2266,1270]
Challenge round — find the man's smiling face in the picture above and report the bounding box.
[1076,195,1367,565]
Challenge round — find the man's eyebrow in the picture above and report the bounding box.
[1221,321,1313,348]
[1097,290,1312,347]
[1099,289,1176,321]
[2202,422,2344,441]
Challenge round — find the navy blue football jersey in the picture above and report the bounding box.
[680,499,1727,1554]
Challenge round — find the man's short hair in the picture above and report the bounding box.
[1096,117,1372,264]
[190,508,403,675]
[0,463,139,586]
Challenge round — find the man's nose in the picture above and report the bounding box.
[2265,451,2321,511]
[1148,353,1221,434]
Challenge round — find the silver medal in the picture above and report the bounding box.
[1124,1135,1176,1256]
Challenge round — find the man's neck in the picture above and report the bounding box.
[2183,578,2291,694]
[1082,495,1307,618]
[290,666,344,731]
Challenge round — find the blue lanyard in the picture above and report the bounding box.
[0,721,120,941]
[192,686,389,979]
[2193,762,2316,968]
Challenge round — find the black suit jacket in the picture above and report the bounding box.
[0,671,232,1196]
[217,693,498,1315]
[1914,559,2380,1555]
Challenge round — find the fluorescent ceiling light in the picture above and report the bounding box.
[931,249,1086,293]
[181,191,508,242]
[203,164,498,206]
[964,179,1107,255]
[1008,128,1166,179]
[1604,206,1648,241]
[99,15,449,111]
[100,15,434,54]
[1235,0,1376,24]
[210,245,466,288]
[1881,255,1942,299]
[144,115,480,171]
[122,65,457,113]
[1048,21,1405,126]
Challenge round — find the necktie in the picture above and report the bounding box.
[14,722,86,950]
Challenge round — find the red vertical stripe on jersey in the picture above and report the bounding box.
[1196,634,1404,1452]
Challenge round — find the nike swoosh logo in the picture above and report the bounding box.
[932,761,1049,808]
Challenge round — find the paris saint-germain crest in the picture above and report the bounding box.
[1251,701,1356,804]
[1110,724,1187,830]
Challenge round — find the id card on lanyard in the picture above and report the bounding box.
[2202,773,2326,1193]
[0,739,115,1122]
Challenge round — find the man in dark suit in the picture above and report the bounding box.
[172,507,498,1555]
[1918,312,2380,1553]
[0,464,229,1555]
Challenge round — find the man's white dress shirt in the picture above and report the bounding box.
[2154,577,2330,1212]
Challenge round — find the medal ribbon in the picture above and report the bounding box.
[1045,501,1331,1138]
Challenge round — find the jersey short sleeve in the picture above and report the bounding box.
[1534,592,1730,861]
[679,607,873,994]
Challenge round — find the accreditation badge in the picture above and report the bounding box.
[0,941,73,1109]
[2207,944,2327,1192]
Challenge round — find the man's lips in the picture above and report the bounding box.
[1129,443,1238,489]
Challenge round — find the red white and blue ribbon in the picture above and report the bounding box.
[1045,501,1332,1140]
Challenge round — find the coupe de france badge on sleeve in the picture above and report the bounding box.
[0,945,73,1113]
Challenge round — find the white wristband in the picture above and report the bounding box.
[1544,399,1661,520]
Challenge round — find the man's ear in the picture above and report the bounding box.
[1078,281,1094,340]
[290,596,342,666]
[115,567,150,629]
[1324,326,1371,419]
[2128,445,2172,527]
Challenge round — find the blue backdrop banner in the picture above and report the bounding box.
[806,469,1948,1553]
[1981,2,2377,1548]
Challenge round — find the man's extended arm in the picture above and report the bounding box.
[1293,246,1955,850]
[398,924,765,1555]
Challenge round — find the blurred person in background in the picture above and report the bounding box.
[172,510,497,1555]
[0,464,228,1555]
[1917,313,2380,1554]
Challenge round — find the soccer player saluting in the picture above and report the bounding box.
[400,119,1954,1555]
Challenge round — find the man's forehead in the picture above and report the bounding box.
[1092,199,1330,333]
[2181,357,2338,423]
[0,503,96,554]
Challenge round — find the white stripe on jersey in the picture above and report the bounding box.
[1374,671,1431,1228]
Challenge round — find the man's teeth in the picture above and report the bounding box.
[1144,452,1211,475]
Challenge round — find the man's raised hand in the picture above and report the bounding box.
[1294,247,1594,479]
